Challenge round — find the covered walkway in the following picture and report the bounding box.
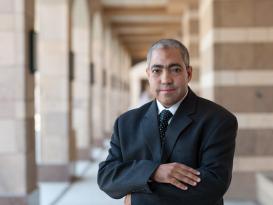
[1,0,273,204]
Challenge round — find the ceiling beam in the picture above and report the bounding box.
[113,27,165,35]
[101,0,167,7]
[108,15,181,23]
[111,21,181,28]
[112,22,180,33]
[103,6,166,16]
[119,34,164,43]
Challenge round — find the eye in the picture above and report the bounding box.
[151,68,161,74]
[171,67,182,73]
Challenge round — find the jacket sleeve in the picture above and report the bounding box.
[97,117,160,199]
[132,115,238,205]
[185,115,238,203]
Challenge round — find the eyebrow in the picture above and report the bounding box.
[151,63,183,69]
[168,63,183,68]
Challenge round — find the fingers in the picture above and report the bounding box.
[168,163,201,190]
[175,167,201,183]
[152,163,202,191]
[169,177,188,190]
[172,172,198,186]
[174,163,200,176]
[124,194,131,205]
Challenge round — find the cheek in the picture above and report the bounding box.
[176,76,188,85]
[149,83,156,92]
[148,81,158,95]
[148,79,157,87]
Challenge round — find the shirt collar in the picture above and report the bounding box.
[156,88,189,115]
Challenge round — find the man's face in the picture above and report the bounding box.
[146,47,192,107]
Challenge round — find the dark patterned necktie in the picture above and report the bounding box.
[158,109,173,147]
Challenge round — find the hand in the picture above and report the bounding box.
[151,162,201,190]
[124,194,131,205]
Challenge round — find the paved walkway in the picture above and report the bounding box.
[40,149,258,205]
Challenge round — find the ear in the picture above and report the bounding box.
[186,66,193,82]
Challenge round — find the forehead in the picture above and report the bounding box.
[150,47,183,63]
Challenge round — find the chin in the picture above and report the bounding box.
[160,99,175,107]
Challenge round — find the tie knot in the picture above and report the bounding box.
[159,109,173,124]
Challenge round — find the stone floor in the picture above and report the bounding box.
[40,161,123,205]
[39,149,259,205]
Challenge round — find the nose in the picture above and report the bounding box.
[161,69,173,84]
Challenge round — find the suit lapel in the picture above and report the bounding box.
[161,88,197,162]
[140,101,161,162]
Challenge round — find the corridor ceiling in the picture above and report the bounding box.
[101,0,197,64]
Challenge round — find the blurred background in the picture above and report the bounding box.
[0,0,273,204]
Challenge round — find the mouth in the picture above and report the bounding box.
[158,88,176,93]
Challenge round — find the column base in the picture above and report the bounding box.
[0,189,39,205]
[38,164,74,182]
[92,137,105,147]
[77,148,91,160]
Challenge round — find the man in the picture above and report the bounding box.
[97,39,238,205]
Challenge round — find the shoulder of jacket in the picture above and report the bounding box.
[196,96,237,120]
[118,101,153,120]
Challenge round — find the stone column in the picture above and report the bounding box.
[91,11,104,145]
[199,0,273,200]
[182,3,200,94]
[109,38,120,128]
[0,0,39,204]
[71,0,91,160]
[104,26,113,136]
[103,36,131,133]
[116,43,125,115]
[37,0,74,181]
[129,61,147,108]
[120,48,131,111]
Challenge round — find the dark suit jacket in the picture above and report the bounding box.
[97,88,238,205]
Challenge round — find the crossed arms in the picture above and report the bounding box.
[97,115,238,204]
